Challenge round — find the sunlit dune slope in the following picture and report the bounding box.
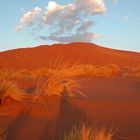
[0,42,140,70]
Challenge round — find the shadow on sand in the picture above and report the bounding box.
[41,86,87,140]
[55,87,87,140]
[6,106,31,140]
[5,87,87,140]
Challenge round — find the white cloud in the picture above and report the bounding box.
[75,0,106,14]
[39,32,97,43]
[76,20,94,33]
[17,6,41,29]
[16,0,106,43]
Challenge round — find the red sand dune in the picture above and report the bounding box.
[0,77,140,140]
[0,42,140,70]
[0,43,140,140]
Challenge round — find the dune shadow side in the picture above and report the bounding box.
[6,106,31,140]
[54,90,87,140]
[40,119,56,140]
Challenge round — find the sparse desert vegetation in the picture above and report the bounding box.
[0,62,119,139]
[0,59,140,139]
[123,66,140,77]
[57,64,120,78]
[0,125,115,140]
[64,124,115,140]
[0,63,120,105]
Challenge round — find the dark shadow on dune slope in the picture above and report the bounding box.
[6,106,31,140]
[40,119,56,140]
[54,87,87,140]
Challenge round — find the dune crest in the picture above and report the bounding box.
[0,42,140,70]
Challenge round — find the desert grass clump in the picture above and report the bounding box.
[33,74,84,106]
[123,65,140,77]
[29,68,54,94]
[0,79,26,104]
[60,64,97,77]
[95,64,120,78]
[64,124,92,140]
[81,65,98,77]
[33,59,84,106]
[60,64,120,78]
[44,75,83,97]
[0,69,17,81]
[0,69,30,82]
[92,128,114,140]
[64,124,115,140]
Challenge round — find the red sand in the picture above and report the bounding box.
[0,42,140,70]
[0,43,140,140]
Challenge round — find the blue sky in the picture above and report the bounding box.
[0,0,140,52]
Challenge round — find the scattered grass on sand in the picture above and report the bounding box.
[123,65,140,77]
[64,124,115,140]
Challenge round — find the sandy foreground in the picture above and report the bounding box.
[0,77,140,140]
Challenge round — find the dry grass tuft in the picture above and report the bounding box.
[64,124,115,140]
[0,69,31,81]
[0,79,27,104]
[92,128,114,140]
[33,73,84,107]
[0,69,16,81]
[32,59,84,107]
[59,64,120,78]
[96,64,120,78]
[43,75,83,97]
[123,65,140,77]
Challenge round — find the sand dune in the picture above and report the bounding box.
[0,42,140,70]
[0,43,140,140]
[0,77,140,139]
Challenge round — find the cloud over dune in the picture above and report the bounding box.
[16,0,106,43]
[16,6,41,31]
[40,32,100,42]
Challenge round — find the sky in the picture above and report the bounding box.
[0,0,140,52]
